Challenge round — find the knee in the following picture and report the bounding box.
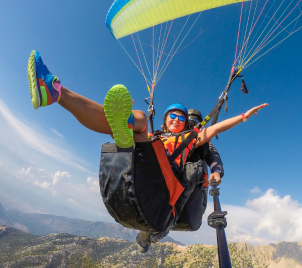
[133,110,148,131]
[133,110,147,122]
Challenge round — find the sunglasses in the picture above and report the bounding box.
[189,116,200,124]
[169,113,186,122]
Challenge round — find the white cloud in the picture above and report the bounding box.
[9,165,105,218]
[248,189,302,239]
[15,167,34,181]
[51,128,64,139]
[33,180,51,189]
[52,171,71,185]
[87,177,99,193]
[15,167,52,184]
[226,189,302,245]
[0,99,93,174]
[251,186,261,194]
[2,163,107,220]
[170,189,302,246]
[18,167,32,175]
[67,198,78,205]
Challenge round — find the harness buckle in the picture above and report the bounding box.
[219,92,228,100]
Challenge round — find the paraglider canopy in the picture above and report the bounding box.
[106,0,248,39]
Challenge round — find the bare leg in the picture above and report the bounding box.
[58,87,149,142]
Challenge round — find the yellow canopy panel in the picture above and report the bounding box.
[106,0,246,39]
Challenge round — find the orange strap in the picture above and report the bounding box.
[152,140,184,217]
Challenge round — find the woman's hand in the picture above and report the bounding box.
[245,103,269,119]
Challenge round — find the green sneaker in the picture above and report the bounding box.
[27,50,61,109]
[104,85,134,148]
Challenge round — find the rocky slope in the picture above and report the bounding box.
[1,225,301,268]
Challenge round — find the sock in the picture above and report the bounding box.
[52,80,62,103]
[127,112,135,131]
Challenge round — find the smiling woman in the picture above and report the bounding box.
[162,103,188,133]
[166,112,187,132]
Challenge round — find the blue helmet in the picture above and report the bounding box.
[162,103,188,132]
[163,103,188,118]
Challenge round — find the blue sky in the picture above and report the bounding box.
[0,0,302,246]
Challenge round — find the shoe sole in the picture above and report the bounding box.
[104,85,134,148]
[27,50,40,109]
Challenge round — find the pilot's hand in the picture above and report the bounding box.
[209,172,221,186]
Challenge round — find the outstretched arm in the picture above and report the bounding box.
[196,103,268,147]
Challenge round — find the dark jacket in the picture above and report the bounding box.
[187,142,224,178]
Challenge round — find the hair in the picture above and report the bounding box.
[161,124,166,131]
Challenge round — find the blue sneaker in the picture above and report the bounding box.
[104,85,134,148]
[136,230,169,253]
[136,231,151,253]
[27,50,61,109]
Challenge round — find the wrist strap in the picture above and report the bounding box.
[241,113,247,122]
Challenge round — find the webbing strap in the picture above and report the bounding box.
[168,128,200,164]
[145,88,156,133]
[211,98,225,126]
[200,69,241,128]
[149,84,156,133]
[200,97,225,127]
[148,108,155,133]
[180,133,185,170]
[174,134,180,151]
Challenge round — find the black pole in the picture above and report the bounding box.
[208,180,232,268]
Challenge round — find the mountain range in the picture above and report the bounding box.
[1,225,302,268]
[0,202,183,245]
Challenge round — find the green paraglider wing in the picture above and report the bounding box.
[106,0,248,39]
